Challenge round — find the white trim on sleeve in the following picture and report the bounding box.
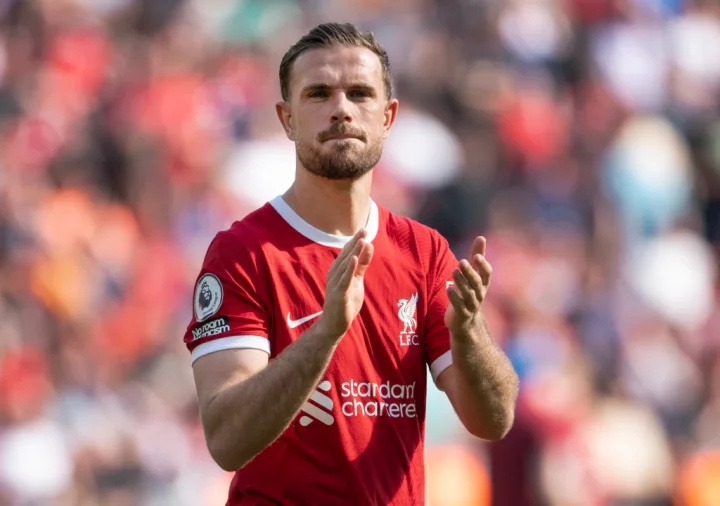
[429,350,453,383]
[191,335,270,364]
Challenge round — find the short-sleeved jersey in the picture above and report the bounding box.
[184,196,458,506]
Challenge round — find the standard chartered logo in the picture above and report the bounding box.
[299,379,417,427]
[341,380,417,418]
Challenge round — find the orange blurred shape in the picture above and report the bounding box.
[37,189,96,254]
[425,445,491,506]
[95,302,149,365]
[31,254,91,320]
[677,451,720,506]
[89,203,141,271]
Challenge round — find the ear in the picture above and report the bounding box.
[275,101,295,141]
[382,99,399,140]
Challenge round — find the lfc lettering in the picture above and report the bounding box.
[400,334,419,347]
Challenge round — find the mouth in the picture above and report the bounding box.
[320,128,365,142]
[324,134,361,141]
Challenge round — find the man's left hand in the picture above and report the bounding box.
[444,236,492,336]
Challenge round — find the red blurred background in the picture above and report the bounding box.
[0,0,719,504]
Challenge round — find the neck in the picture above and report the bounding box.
[283,168,373,237]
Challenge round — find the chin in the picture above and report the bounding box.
[319,157,375,181]
[324,139,357,151]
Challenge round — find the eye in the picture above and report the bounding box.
[308,90,329,98]
[349,90,372,98]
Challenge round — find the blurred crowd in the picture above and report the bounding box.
[0,0,719,505]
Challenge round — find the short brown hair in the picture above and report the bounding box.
[279,23,393,102]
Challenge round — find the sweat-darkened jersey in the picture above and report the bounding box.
[184,196,458,506]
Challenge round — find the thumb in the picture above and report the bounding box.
[354,242,374,278]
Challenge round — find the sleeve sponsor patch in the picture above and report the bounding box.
[191,316,230,340]
[194,273,223,321]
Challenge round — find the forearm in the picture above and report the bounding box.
[450,316,519,440]
[203,320,339,470]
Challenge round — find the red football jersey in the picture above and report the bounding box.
[184,196,458,506]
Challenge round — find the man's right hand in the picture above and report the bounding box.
[318,228,374,339]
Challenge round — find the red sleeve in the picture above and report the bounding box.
[184,231,271,364]
[424,232,458,383]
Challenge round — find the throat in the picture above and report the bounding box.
[283,176,373,237]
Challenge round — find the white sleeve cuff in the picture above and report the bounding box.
[429,350,453,383]
[191,335,270,364]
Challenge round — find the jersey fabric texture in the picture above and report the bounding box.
[184,196,458,506]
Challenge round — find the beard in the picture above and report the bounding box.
[297,124,383,181]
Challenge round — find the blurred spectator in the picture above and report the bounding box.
[0,0,718,504]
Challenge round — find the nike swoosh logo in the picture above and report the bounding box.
[286,311,323,329]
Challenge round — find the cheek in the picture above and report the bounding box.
[371,117,388,139]
[298,131,322,151]
[295,113,322,138]
[370,108,389,132]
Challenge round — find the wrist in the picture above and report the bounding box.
[313,315,346,344]
[450,315,488,344]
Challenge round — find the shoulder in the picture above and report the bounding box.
[225,203,280,243]
[378,206,456,296]
[380,205,450,255]
[204,203,280,268]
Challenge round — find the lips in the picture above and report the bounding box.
[320,129,365,142]
[325,134,359,141]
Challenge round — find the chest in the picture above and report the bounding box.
[266,250,429,378]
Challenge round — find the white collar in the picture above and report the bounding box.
[269,196,379,248]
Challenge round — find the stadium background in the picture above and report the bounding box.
[0,0,719,504]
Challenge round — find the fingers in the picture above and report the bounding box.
[452,266,480,313]
[339,240,373,287]
[338,255,359,290]
[449,250,493,316]
[330,235,374,293]
[320,229,370,338]
[446,283,470,315]
[329,229,367,278]
[472,254,492,286]
[355,242,374,278]
[459,259,485,304]
[338,229,367,263]
[328,232,366,282]
[329,240,361,285]
[470,236,486,259]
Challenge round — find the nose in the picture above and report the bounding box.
[330,92,353,123]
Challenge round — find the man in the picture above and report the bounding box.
[185,22,519,505]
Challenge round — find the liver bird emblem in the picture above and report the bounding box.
[397,293,419,334]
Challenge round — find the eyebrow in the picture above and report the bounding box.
[301,82,378,95]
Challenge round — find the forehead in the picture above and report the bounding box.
[291,45,383,92]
